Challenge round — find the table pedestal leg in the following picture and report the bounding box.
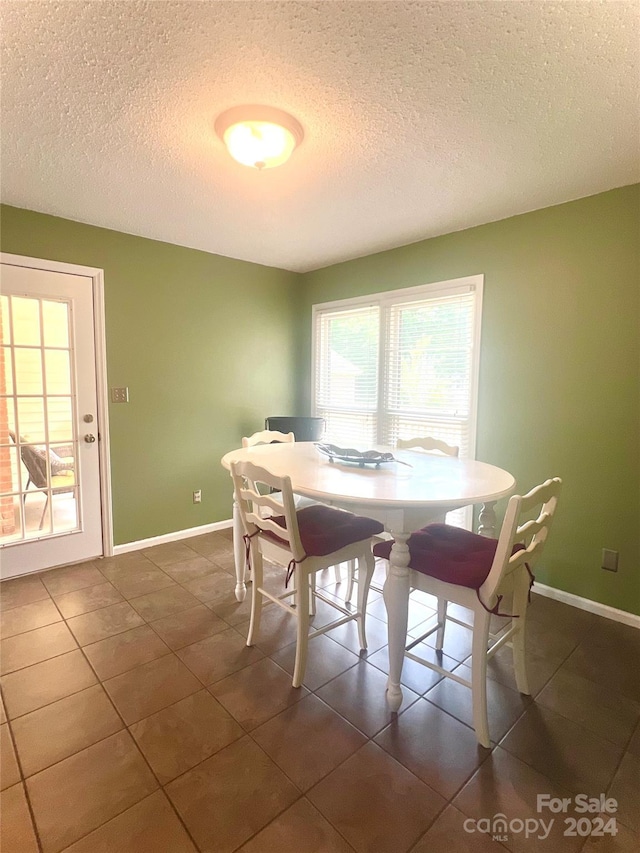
[232,499,248,602]
[383,530,411,711]
[478,501,497,538]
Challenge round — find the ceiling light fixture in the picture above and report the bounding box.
[214,105,304,170]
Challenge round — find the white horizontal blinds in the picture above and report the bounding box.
[314,305,379,446]
[382,290,476,455]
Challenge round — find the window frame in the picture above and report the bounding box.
[311,274,484,459]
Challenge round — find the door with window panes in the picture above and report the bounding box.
[0,259,104,576]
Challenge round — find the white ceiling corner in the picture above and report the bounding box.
[1,0,638,273]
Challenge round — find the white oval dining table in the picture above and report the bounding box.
[221,441,516,708]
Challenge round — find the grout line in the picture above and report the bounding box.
[3,544,639,853]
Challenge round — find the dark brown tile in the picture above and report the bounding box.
[561,635,640,703]
[53,582,123,618]
[0,783,39,853]
[149,604,228,650]
[103,653,201,724]
[166,735,299,853]
[500,703,624,795]
[527,593,597,639]
[61,790,197,852]
[608,752,640,833]
[210,657,309,730]
[130,690,243,784]
[142,541,199,568]
[41,563,105,596]
[375,698,490,799]
[410,804,509,852]
[234,603,301,654]
[83,624,170,680]
[368,593,435,631]
[271,634,361,691]
[420,619,474,662]
[11,684,122,776]
[467,642,564,698]
[317,659,420,737]
[581,816,640,852]
[0,621,77,674]
[366,642,457,695]
[0,574,50,611]
[129,585,200,621]
[628,721,640,758]
[1,650,97,719]
[253,693,367,791]
[183,568,239,605]
[26,730,158,853]
[307,741,445,853]
[206,589,268,626]
[236,797,355,852]
[523,613,583,662]
[66,601,145,646]
[453,747,587,853]
[326,610,389,657]
[208,550,237,573]
[0,597,62,639]
[98,551,158,574]
[161,555,220,583]
[426,663,530,743]
[176,627,264,685]
[100,557,176,598]
[1,723,20,789]
[187,531,235,559]
[536,667,640,748]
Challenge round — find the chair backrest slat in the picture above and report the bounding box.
[242,430,295,448]
[480,477,562,603]
[231,459,305,560]
[396,436,459,457]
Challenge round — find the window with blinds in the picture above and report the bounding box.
[312,275,483,459]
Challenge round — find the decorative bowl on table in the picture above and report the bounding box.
[315,443,408,468]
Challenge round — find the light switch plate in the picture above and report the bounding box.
[111,387,129,403]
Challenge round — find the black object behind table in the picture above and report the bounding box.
[265,416,325,442]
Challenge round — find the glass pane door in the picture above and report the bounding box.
[0,293,79,544]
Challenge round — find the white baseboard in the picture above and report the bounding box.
[114,527,638,630]
[112,519,233,556]
[533,582,640,629]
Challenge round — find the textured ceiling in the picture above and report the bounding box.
[1,1,638,272]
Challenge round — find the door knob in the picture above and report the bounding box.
[84,434,96,443]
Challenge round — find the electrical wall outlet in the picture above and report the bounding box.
[601,549,618,572]
[111,387,129,403]
[193,490,202,504]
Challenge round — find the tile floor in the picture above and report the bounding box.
[1,530,638,852]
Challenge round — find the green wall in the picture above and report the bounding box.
[0,205,300,544]
[2,187,639,616]
[299,186,640,615]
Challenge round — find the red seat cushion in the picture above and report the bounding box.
[372,523,502,589]
[264,504,384,558]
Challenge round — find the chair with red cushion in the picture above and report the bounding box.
[344,436,460,603]
[231,458,384,687]
[374,477,562,746]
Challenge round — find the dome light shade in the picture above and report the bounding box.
[215,105,304,169]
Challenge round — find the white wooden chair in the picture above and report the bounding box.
[231,459,383,686]
[374,477,562,746]
[234,430,341,594]
[343,436,460,603]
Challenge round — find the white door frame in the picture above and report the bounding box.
[1,252,114,559]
